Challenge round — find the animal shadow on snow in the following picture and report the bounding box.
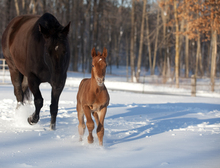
[105,103,220,146]
[37,107,77,130]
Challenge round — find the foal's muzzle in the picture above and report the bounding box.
[96,77,105,86]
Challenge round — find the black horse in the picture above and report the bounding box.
[1,13,70,130]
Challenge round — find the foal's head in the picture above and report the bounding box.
[91,47,107,87]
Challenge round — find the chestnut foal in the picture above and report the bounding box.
[77,47,110,145]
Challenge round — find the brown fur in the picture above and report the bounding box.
[77,47,110,145]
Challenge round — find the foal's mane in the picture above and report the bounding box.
[32,13,63,42]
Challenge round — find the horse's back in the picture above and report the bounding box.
[2,15,39,51]
[2,15,39,75]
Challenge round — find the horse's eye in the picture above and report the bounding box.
[92,65,94,67]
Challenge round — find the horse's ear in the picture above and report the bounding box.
[61,22,71,36]
[102,47,107,58]
[91,47,96,58]
[39,24,50,39]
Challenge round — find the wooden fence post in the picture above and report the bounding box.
[191,75,196,97]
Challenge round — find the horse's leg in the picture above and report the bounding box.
[22,76,31,103]
[50,87,63,130]
[9,69,24,108]
[27,74,43,125]
[83,106,94,144]
[97,107,107,146]
[77,103,85,141]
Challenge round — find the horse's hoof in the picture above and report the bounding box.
[27,117,35,125]
[27,114,39,125]
[50,123,56,130]
[16,102,23,109]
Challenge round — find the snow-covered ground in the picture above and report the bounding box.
[0,68,220,168]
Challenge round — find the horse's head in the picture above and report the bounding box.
[91,47,107,87]
[38,16,70,86]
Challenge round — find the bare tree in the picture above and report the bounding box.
[174,0,179,88]
[136,0,146,82]
[130,0,135,82]
[145,1,152,75]
[14,0,20,15]
[152,10,160,75]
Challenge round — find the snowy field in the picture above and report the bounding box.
[0,69,220,168]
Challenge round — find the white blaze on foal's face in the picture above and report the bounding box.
[92,57,107,86]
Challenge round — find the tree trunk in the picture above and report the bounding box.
[206,42,211,76]
[185,31,189,78]
[161,1,168,83]
[126,33,129,82]
[73,0,79,71]
[88,1,93,72]
[152,11,159,75]
[210,0,218,92]
[130,0,135,82]
[93,0,98,48]
[195,35,200,77]
[80,0,85,73]
[42,0,46,13]
[108,26,112,74]
[14,0,20,15]
[136,0,146,82]
[174,0,179,88]
[145,5,152,74]
[179,18,184,75]
[211,30,217,92]
[184,0,189,78]
[198,40,204,76]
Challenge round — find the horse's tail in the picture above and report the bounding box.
[22,76,32,103]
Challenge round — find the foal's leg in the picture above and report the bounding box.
[97,107,107,146]
[77,103,85,141]
[83,106,94,144]
[92,112,99,127]
[27,74,43,125]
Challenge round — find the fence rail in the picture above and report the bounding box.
[0,59,8,84]
[0,58,220,96]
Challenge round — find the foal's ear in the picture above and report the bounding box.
[39,24,50,39]
[91,47,96,58]
[61,22,71,36]
[102,47,107,58]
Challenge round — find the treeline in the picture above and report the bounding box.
[0,0,219,90]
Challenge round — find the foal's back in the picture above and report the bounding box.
[77,78,91,103]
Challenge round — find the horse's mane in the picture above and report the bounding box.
[32,13,63,42]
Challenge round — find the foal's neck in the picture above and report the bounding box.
[91,71,104,93]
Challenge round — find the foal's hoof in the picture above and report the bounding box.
[50,123,56,130]
[27,114,39,125]
[87,136,94,144]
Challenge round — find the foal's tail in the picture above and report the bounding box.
[22,76,32,103]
